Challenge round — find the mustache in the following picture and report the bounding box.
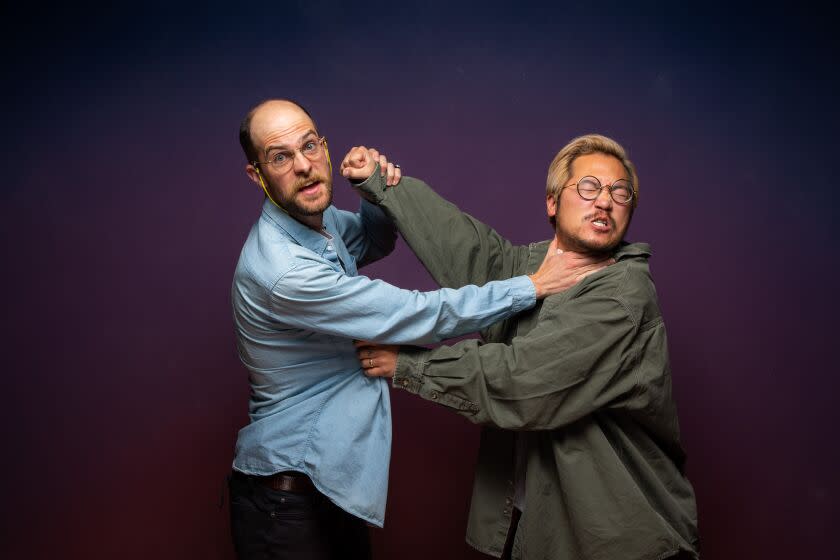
[583,212,615,226]
[292,174,331,192]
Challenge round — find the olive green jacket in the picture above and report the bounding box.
[356,174,699,559]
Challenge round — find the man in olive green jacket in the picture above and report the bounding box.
[348,134,699,560]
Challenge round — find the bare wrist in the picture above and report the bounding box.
[528,273,545,299]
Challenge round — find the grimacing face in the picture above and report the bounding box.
[546,152,633,255]
[245,101,332,226]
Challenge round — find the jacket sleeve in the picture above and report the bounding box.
[333,167,398,268]
[391,292,646,429]
[354,174,527,288]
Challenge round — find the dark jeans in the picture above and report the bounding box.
[229,471,371,560]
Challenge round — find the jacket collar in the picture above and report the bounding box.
[527,240,651,274]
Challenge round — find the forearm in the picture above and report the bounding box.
[392,297,641,429]
[356,199,397,267]
[354,174,525,288]
[335,164,398,267]
[270,258,536,345]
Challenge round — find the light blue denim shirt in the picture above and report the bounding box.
[231,180,536,527]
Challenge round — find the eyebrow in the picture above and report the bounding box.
[264,130,319,153]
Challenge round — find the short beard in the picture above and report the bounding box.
[279,174,333,216]
[554,212,631,257]
[555,229,621,257]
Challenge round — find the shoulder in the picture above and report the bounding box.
[324,205,361,236]
[235,216,305,289]
[550,242,661,327]
[324,204,351,223]
[603,243,662,327]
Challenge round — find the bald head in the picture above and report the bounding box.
[239,99,317,163]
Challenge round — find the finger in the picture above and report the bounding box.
[378,154,388,177]
[385,162,396,186]
[576,269,596,281]
[351,149,369,168]
[342,147,368,171]
[368,148,380,163]
[393,165,402,185]
[341,147,358,166]
[340,151,354,175]
[564,253,600,267]
[576,262,609,280]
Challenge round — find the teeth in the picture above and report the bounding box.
[594,220,607,226]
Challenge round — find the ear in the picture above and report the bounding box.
[245,163,262,186]
[546,193,558,220]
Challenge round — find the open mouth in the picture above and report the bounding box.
[590,215,613,231]
[297,180,322,195]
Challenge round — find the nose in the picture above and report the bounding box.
[594,185,613,209]
[293,149,312,174]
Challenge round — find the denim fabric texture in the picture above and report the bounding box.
[231,173,537,526]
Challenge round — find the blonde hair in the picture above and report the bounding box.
[546,134,639,226]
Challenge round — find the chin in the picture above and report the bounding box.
[577,237,620,254]
[298,193,332,214]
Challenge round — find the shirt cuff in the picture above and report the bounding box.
[392,346,427,394]
[507,274,537,314]
[351,163,387,204]
[393,346,480,413]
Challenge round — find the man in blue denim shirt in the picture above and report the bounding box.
[228,100,610,559]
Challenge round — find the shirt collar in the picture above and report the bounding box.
[260,197,333,254]
[614,241,651,260]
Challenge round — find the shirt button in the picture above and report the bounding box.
[327,244,334,251]
[401,379,408,387]
[506,498,512,506]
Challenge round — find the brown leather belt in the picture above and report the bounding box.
[258,471,316,493]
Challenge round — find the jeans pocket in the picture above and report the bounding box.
[262,488,316,520]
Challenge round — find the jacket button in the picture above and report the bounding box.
[401,379,408,387]
[430,391,438,400]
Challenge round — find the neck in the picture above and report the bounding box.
[294,212,324,231]
[265,195,325,230]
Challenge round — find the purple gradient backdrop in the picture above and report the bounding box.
[2,2,837,558]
